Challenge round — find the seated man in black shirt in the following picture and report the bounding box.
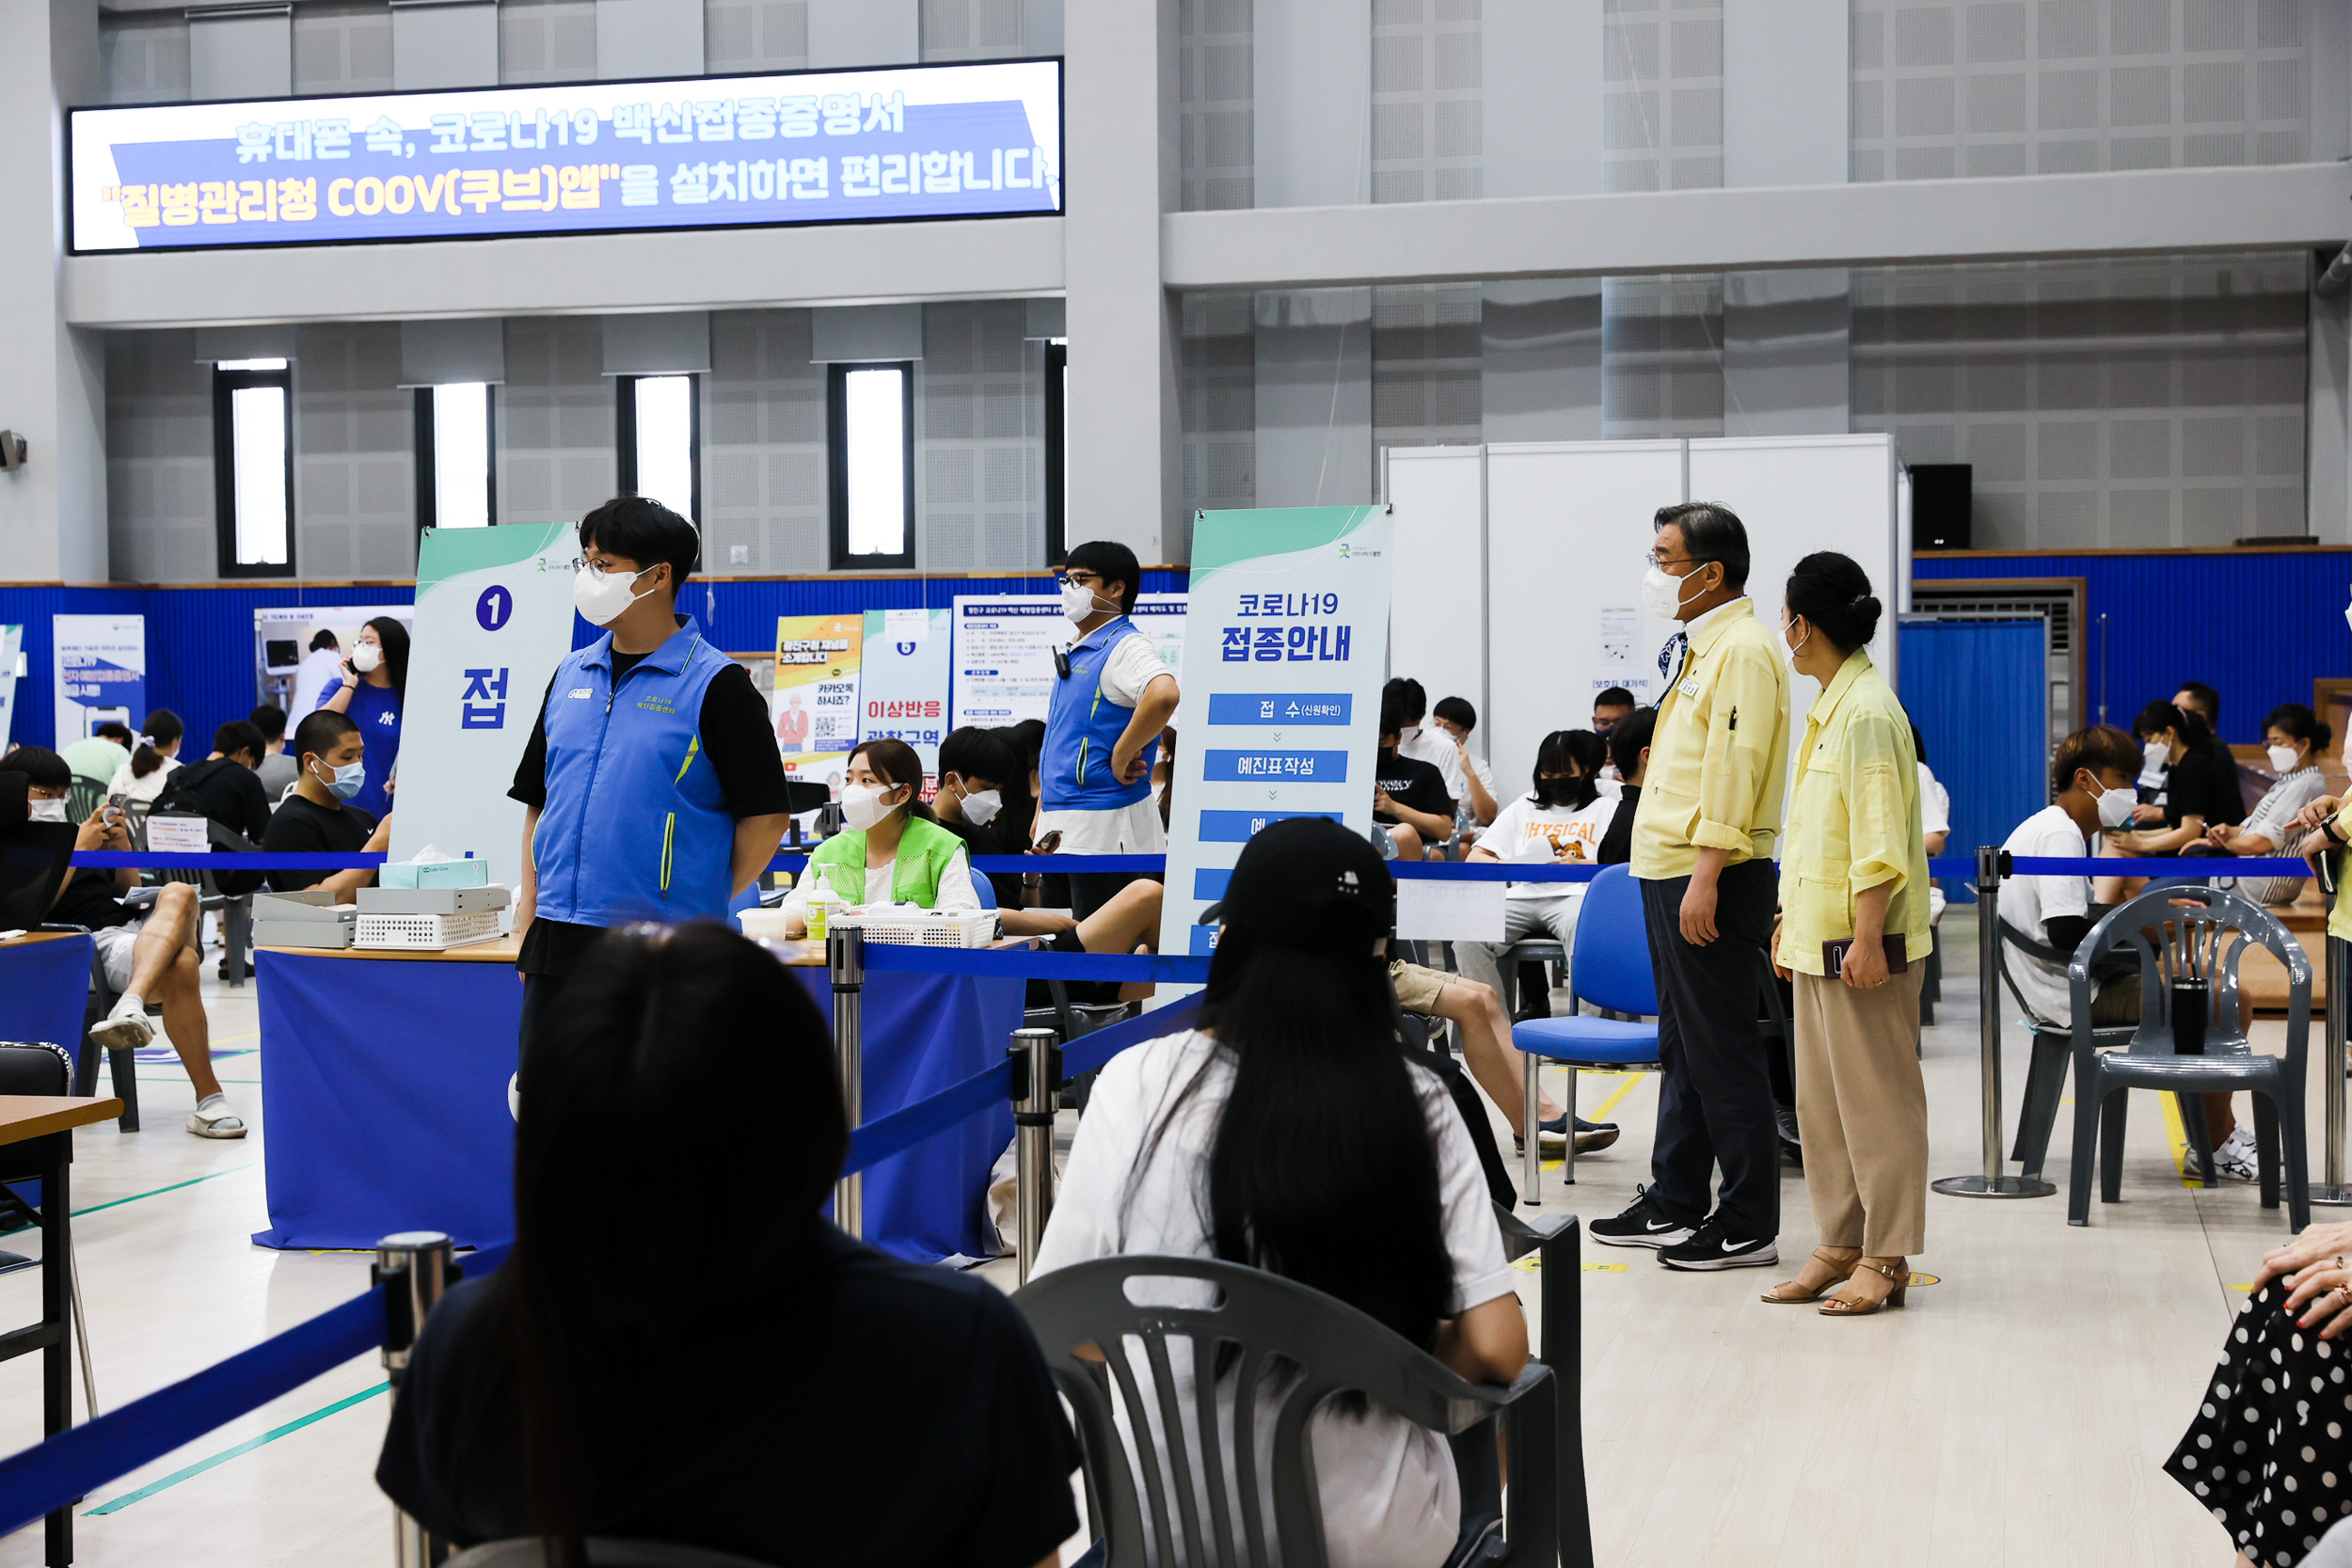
[1374,698,1455,861]
[0,746,244,1138]
[1597,705,1655,867]
[262,710,392,899]
[154,720,275,891]
[375,924,1083,1567]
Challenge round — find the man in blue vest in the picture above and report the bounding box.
[511,497,793,1060]
[1041,540,1180,918]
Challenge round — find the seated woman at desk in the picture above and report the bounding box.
[779,738,982,936]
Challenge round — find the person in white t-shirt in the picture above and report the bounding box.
[1454,730,1615,1011]
[1430,694,1501,832]
[1388,677,1470,808]
[1911,721,1951,926]
[289,630,345,721]
[1033,818,1525,1568]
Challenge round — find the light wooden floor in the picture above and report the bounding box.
[0,922,2304,1566]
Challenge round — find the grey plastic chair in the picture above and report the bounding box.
[1997,918,2139,1183]
[444,1542,777,1568]
[1496,939,1565,1022]
[2065,884,2312,1228]
[1014,1214,1592,1568]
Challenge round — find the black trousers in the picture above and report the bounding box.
[1641,858,1780,1238]
[517,970,564,1078]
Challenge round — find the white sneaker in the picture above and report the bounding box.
[86,1008,153,1055]
[187,1094,246,1139]
[2211,1128,2259,1184]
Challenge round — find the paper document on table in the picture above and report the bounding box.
[1395,876,1506,942]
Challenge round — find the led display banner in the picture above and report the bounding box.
[70,58,1062,253]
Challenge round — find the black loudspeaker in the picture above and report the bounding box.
[1912,464,1972,550]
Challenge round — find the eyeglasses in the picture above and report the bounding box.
[566,557,647,577]
[1645,551,1712,572]
[1057,570,1103,587]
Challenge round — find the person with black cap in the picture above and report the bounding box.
[1032,817,1526,1567]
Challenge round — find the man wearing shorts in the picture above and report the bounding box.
[1389,958,1619,1154]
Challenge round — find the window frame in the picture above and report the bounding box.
[211,360,295,579]
[1043,340,1068,565]
[413,383,499,534]
[614,372,702,522]
[826,360,916,571]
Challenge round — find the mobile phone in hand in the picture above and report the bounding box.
[1035,830,1063,854]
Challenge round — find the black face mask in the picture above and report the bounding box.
[1379,745,1399,764]
[1535,774,1580,806]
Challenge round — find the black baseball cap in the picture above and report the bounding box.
[1199,816,1395,956]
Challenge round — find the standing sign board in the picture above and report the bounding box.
[1156,508,1393,957]
[390,522,580,902]
[773,613,862,782]
[53,615,145,749]
[950,593,1184,731]
[859,608,950,772]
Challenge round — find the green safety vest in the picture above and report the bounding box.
[807,816,965,909]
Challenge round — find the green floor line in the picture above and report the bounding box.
[84,1382,389,1516]
[72,1165,254,1217]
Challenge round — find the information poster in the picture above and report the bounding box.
[859,608,950,772]
[774,613,863,777]
[52,614,146,749]
[390,521,579,903]
[1156,508,1393,958]
[254,604,418,713]
[950,593,1185,731]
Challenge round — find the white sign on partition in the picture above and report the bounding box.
[0,626,24,755]
[950,593,1184,731]
[859,607,951,772]
[390,522,579,906]
[1157,507,1395,958]
[53,615,145,749]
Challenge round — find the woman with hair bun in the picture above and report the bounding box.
[1763,551,1933,1319]
[2206,702,2333,906]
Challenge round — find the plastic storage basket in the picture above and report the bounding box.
[830,907,999,948]
[354,911,504,951]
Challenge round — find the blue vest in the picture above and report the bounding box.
[1041,616,1156,812]
[532,616,738,927]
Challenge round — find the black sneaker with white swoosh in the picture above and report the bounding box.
[1587,1185,1696,1249]
[1656,1216,1779,1271]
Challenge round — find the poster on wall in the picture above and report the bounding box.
[389,523,579,905]
[773,613,863,781]
[949,594,1185,732]
[1156,509,1393,958]
[53,614,146,749]
[858,608,950,773]
[254,604,418,715]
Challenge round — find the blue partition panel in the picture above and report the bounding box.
[1899,617,2047,901]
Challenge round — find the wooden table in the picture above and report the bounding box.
[0,1094,124,1566]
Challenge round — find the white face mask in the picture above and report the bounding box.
[2141,738,2170,774]
[350,641,381,673]
[1780,616,1811,665]
[2089,777,2137,831]
[1060,578,1114,626]
[2269,743,2302,773]
[573,563,658,627]
[27,799,67,824]
[1641,563,1705,622]
[958,785,1002,826]
[840,782,899,832]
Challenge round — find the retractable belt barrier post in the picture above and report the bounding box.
[1933,847,2057,1200]
[374,1231,458,1568]
[1009,1027,1060,1285]
[830,927,866,1240]
[2320,878,2352,1208]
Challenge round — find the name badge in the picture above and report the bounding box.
[1677,676,1700,699]
[567,688,593,700]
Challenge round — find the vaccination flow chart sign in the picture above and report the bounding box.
[949,593,1185,732]
[1156,507,1394,958]
[52,614,145,749]
[859,608,950,770]
[391,521,579,903]
[71,59,1062,253]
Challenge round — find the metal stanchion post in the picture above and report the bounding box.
[1933,846,2056,1198]
[376,1231,457,1568]
[831,927,866,1239]
[1009,1027,1061,1284]
[2315,878,2352,1205]
[1520,1051,1541,1207]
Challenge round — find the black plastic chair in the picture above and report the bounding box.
[1015,1212,1593,1568]
[0,1039,98,1414]
[2065,885,2312,1227]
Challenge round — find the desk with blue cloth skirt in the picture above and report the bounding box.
[253,934,1022,1260]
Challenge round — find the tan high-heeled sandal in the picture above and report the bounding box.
[1819,1258,1909,1316]
[1760,1247,1861,1305]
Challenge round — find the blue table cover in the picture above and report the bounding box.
[253,949,1020,1261]
[0,935,95,1065]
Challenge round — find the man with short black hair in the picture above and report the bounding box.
[1430,695,1499,828]
[264,709,393,899]
[1597,705,1656,866]
[1593,687,1636,736]
[154,719,274,857]
[1386,677,1470,805]
[249,703,296,798]
[1375,700,1454,861]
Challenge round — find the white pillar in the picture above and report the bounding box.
[0,0,105,581]
[1063,0,1178,561]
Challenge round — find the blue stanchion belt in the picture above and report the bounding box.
[1924,854,2313,879]
[71,851,391,870]
[860,943,1214,983]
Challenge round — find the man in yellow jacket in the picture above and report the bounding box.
[1590,502,1791,1272]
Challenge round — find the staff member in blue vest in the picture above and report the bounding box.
[511,497,794,1061]
[1040,541,1181,919]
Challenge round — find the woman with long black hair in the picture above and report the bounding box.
[316,613,408,819]
[1452,728,1613,1005]
[1032,818,1525,1568]
[375,923,1082,1568]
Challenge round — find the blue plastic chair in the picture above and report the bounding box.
[1511,863,1660,1204]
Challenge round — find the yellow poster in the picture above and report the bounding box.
[773,613,863,776]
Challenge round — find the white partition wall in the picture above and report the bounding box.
[1384,446,1487,722]
[1485,439,1688,795]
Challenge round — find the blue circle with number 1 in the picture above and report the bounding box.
[476,585,513,631]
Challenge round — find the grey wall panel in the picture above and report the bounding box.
[501,316,615,531]
[598,0,705,79]
[1369,0,1481,205]
[1485,0,1598,199]
[1481,279,1602,442]
[189,7,292,101]
[390,0,497,90]
[921,301,1041,571]
[707,0,805,71]
[1373,284,1481,454]
[101,12,192,103]
[106,331,214,584]
[499,0,597,83]
[1722,268,1850,436]
[1254,0,1368,208]
[602,312,713,376]
[702,309,827,575]
[193,325,299,363]
[920,0,1037,61]
[294,0,394,95]
[1181,291,1255,518]
[810,304,925,362]
[1177,0,1253,211]
[399,318,506,386]
[806,0,917,67]
[294,323,415,580]
[1252,287,1372,506]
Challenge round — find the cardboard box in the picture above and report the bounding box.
[379,857,491,890]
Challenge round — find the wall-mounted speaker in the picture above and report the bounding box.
[1911,463,1970,550]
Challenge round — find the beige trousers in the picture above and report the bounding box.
[1792,964,1930,1257]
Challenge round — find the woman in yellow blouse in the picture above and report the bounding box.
[1765,551,1934,1318]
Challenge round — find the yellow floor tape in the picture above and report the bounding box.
[2156,1092,2206,1189]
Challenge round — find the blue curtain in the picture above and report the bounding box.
[1898,620,2046,902]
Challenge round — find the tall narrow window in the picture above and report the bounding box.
[213,358,293,578]
[616,373,699,520]
[828,362,914,569]
[1043,340,1068,564]
[415,383,496,531]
